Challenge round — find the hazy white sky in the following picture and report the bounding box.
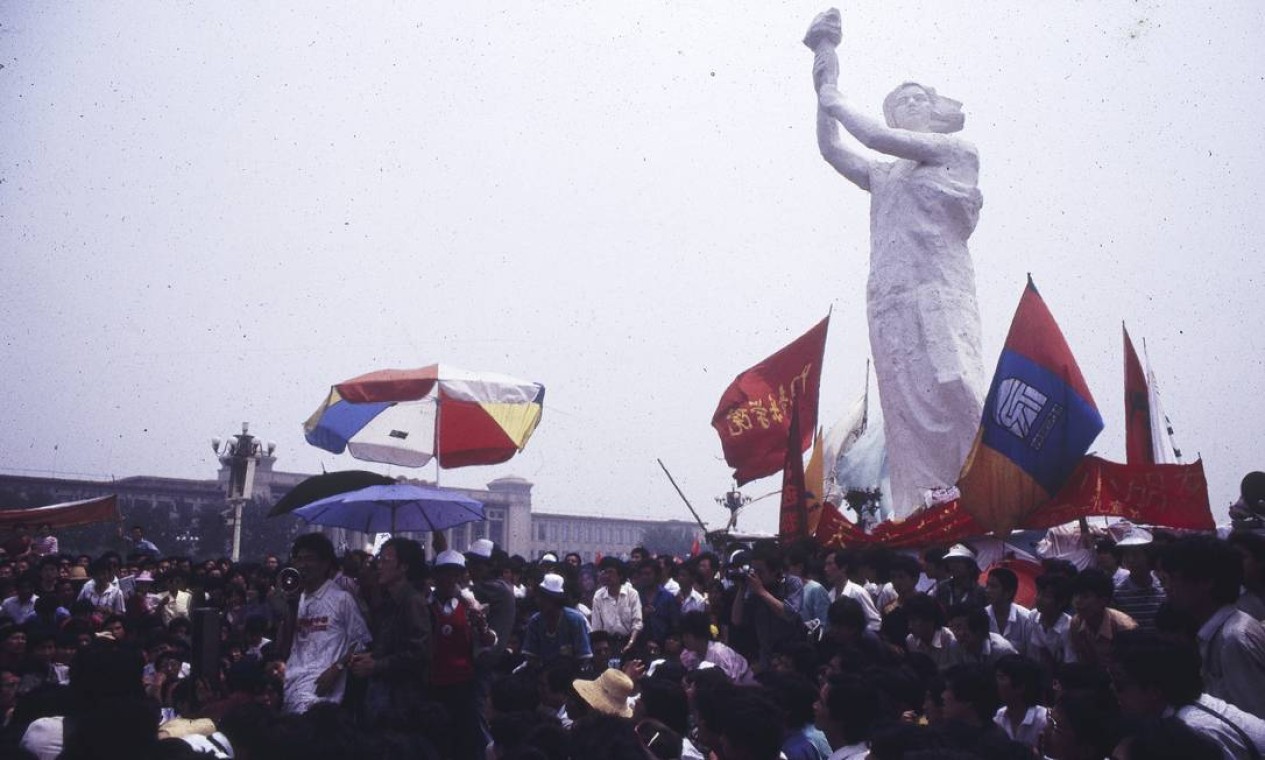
[3,2,1262,535]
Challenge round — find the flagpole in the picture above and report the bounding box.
[656,459,710,535]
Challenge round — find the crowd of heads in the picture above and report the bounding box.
[0,518,1263,759]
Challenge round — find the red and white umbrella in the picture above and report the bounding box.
[303,364,545,469]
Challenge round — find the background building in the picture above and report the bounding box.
[0,464,704,561]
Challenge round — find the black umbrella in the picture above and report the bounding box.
[268,470,396,517]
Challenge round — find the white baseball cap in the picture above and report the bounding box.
[434,549,466,568]
[538,572,566,597]
[944,544,977,562]
[466,539,495,559]
[1117,527,1154,547]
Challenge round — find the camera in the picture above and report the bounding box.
[725,564,753,582]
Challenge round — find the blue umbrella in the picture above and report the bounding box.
[291,483,484,535]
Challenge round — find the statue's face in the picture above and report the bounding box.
[890,85,933,132]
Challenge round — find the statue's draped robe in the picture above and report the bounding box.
[866,156,985,517]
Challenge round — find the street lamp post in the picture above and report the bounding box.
[212,423,275,562]
[715,484,752,533]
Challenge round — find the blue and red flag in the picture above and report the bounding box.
[957,277,1104,535]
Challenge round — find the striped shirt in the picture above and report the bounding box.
[1113,573,1166,631]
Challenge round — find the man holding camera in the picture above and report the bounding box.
[282,533,370,714]
[730,541,804,670]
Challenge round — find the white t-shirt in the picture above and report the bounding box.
[284,579,370,714]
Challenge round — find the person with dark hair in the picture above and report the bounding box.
[2,575,37,625]
[717,687,789,760]
[732,541,805,670]
[679,609,753,684]
[590,557,643,656]
[1068,568,1136,669]
[633,559,680,650]
[904,593,959,670]
[1163,534,1265,720]
[947,603,1016,666]
[940,663,1009,754]
[759,670,833,760]
[877,553,922,647]
[1045,690,1119,760]
[1095,537,1127,585]
[1228,531,1265,621]
[536,658,577,727]
[348,536,430,724]
[815,673,876,759]
[569,712,649,760]
[1028,574,1074,670]
[822,549,881,632]
[1112,629,1265,759]
[984,567,1031,656]
[282,532,370,714]
[786,543,830,633]
[992,654,1047,750]
[78,559,124,616]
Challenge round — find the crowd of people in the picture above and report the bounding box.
[1,516,1265,760]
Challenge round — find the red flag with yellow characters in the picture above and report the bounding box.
[712,316,829,485]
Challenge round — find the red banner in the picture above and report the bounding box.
[712,316,829,485]
[779,402,809,540]
[1027,456,1213,531]
[1123,326,1155,466]
[0,495,121,530]
[813,501,874,548]
[813,456,1212,548]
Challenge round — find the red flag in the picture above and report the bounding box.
[779,400,809,540]
[712,317,829,485]
[690,537,701,557]
[1123,325,1155,466]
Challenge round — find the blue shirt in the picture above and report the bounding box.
[639,585,681,646]
[782,725,831,760]
[523,607,592,664]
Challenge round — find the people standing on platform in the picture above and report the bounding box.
[349,537,430,723]
[282,533,370,715]
[428,549,495,760]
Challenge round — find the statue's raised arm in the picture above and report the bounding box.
[806,9,977,188]
[804,7,987,520]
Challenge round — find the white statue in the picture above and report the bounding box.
[806,8,986,519]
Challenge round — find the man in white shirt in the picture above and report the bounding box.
[1028,574,1075,669]
[590,557,643,655]
[1164,535,1265,720]
[1114,629,1265,760]
[946,604,1017,667]
[1,576,38,624]
[282,533,370,714]
[823,549,881,632]
[78,559,125,616]
[984,567,1031,657]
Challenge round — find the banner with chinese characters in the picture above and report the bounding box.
[711,316,829,485]
[815,455,1213,548]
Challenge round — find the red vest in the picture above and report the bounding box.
[430,598,475,686]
